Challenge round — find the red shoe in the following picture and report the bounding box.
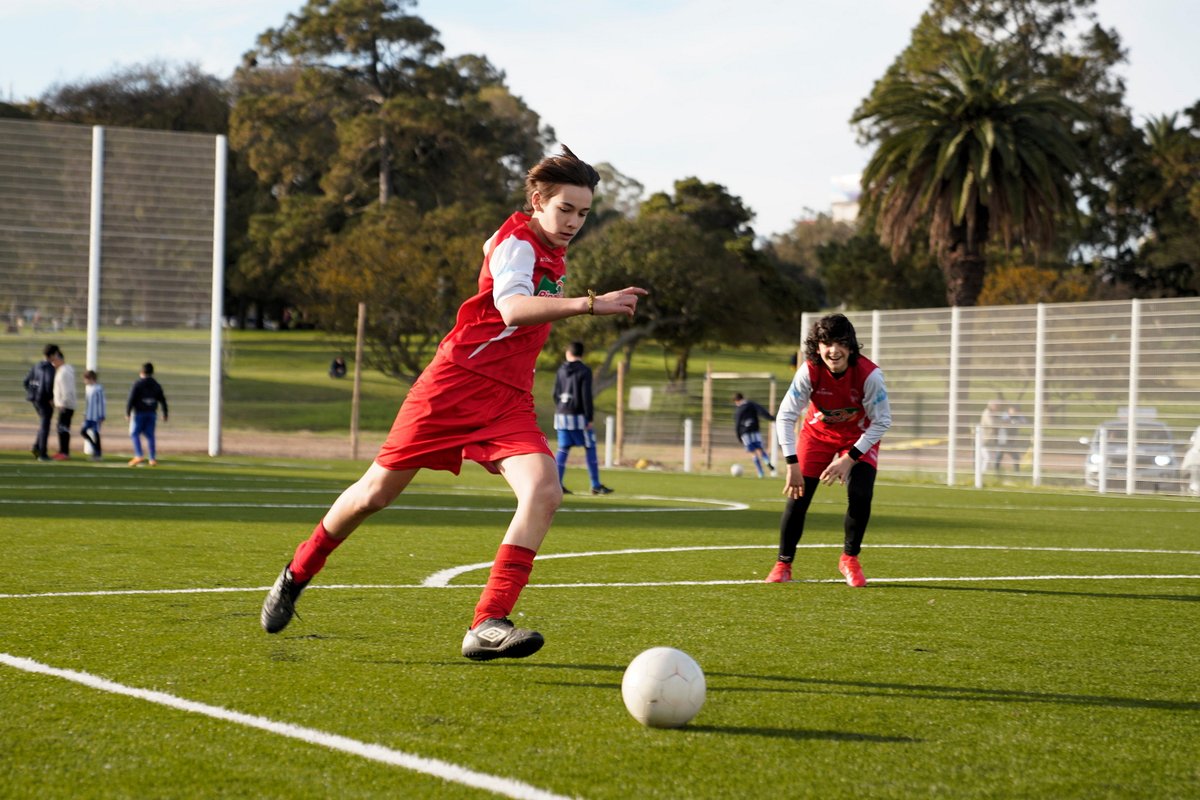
[764,561,792,583]
[838,554,867,587]
[52,453,70,461]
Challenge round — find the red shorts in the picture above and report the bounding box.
[799,434,880,476]
[375,360,551,475]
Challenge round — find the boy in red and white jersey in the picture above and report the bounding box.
[766,314,892,587]
[261,147,647,660]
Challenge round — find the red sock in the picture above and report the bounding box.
[471,544,536,629]
[289,521,343,582]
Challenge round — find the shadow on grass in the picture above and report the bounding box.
[491,662,1199,713]
[682,724,919,743]
[883,582,1200,603]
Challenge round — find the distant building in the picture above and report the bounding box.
[831,200,859,224]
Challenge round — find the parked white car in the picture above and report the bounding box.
[1081,420,1180,492]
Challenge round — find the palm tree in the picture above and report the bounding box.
[854,43,1086,306]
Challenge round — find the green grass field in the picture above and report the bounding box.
[2,453,1198,798]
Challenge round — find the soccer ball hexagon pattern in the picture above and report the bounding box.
[621,646,706,728]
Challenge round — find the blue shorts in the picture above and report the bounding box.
[557,427,597,450]
[741,431,765,452]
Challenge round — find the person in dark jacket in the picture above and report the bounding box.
[734,392,777,478]
[125,362,168,467]
[553,341,612,495]
[23,343,58,462]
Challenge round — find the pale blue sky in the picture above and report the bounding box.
[1,0,1195,237]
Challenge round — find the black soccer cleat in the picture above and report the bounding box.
[591,485,614,495]
[462,617,545,661]
[261,564,310,634]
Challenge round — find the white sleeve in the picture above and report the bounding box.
[488,236,536,305]
[775,363,813,459]
[852,369,892,454]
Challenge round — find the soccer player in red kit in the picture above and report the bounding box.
[261,147,647,659]
[765,314,892,587]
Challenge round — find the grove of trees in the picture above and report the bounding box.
[2,0,1196,382]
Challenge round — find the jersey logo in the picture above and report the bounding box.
[814,405,862,424]
[535,275,564,297]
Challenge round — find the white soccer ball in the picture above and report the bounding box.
[730,463,744,477]
[621,647,706,728]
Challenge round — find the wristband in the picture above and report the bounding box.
[587,289,596,315]
[785,455,799,465]
[848,446,863,461]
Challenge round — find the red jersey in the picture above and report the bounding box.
[776,355,892,459]
[432,211,566,393]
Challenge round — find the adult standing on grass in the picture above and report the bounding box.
[765,313,892,587]
[23,343,58,462]
[260,146,647,661]
[553,341,613,495]
[50,347,76,460]
[126,362,168,467]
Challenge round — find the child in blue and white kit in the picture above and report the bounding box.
[81,370,106,461]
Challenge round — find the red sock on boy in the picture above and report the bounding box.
[471,544,536,629]
[289,521,343,582]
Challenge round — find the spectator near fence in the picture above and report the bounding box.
[23,343,58,462]
[49,348,77,460]
[126,362,169,467]
[81,370,107,461]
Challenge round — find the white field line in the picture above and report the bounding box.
[3,544,1199,599]
[0,653,572,800]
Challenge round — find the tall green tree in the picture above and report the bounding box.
[855,0,1136,300]
[854,43,1084,306]
[234,0,548,213]
[229,0,551,339]
[302,201,502,382]
[34,62,230,132]
[566,211,750,383]
[1127,108,1200,295]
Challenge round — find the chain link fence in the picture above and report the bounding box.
[1,119,221,446]
[599,299,1200,496]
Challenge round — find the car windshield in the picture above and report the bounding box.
[1099,423,1172,445]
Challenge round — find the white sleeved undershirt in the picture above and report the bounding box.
[774,363,892,458]
[488,236,536,305]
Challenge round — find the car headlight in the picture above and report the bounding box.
[1154,455,1172,467]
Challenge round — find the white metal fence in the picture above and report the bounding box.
[605,299,1200,496]
[0,119,225,451]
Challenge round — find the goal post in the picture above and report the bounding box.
[703,367,779,470]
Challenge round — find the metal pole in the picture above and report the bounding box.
[615,360,625,465]
[702,363,713,470]
[947,306,961,486]
[1032,303,1046,486]
[1126,300,1140,494]
[683,418,693,473]
[207,134,227,457]
[1098,425,1108,495]
[351,302,366,459]
[767,376,777,461]
[85,126,103,373]
[604,414,614,468]
[974,424,984,488]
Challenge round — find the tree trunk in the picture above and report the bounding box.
[939,244,986,306]
[378,132,391,205]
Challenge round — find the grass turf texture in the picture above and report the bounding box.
[1,452,1197,799]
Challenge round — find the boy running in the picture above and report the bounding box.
[260,147,647,660]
